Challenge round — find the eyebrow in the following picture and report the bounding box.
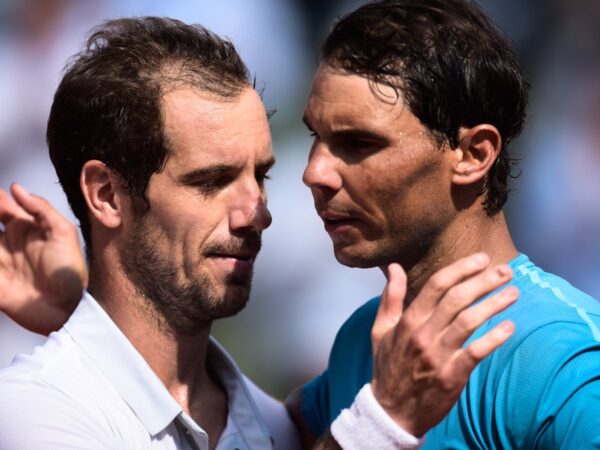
[303,115,388,144]
[178,157,276,184]
[178,165,230,184]
[330,129,388,144]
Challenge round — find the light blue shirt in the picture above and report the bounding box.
[302,254,600,448]
[0,292,298,449]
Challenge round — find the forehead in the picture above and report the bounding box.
[161,86,273,168]
[304,64,423,136]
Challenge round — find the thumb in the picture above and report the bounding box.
[372,263,407,352]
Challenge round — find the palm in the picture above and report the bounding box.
[0,186,87,335]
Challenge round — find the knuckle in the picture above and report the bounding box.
[409,330,429,353]
[454,310,477,334]
[427,272,448,294]
[465,343,484,362]
[399,308,417,329]
[371,327,383,343]
[437,372,457,393]
[445,285,468,308]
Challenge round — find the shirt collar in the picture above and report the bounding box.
[63,292,273,448]
[63,292,181,436]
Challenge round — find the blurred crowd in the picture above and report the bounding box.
[0,0,598,398]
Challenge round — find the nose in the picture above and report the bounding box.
[302,143,342,192]
[229,181,272,232]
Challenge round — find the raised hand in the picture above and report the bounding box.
[0,184,88,335]
[371,254,517,437]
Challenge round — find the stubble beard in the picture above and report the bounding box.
[119,218,255,337]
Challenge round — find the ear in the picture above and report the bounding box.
[451,125,502,185]
[80,160,124,229]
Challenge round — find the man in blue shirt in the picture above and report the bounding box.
[288,0,600,447]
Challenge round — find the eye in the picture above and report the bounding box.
[256,171,272,187]
[193,176,233,195]
[345,139,374,151]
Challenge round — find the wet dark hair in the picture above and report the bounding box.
[47,17,250,254]
[321,0,529,214]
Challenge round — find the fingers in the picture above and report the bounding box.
[0,188,32,224]
[10,183,71,235]
[372,263,407,350]
[424,264,513,332]
[408,253,490,319]
[441,285,518,350]
[451,320,515,376]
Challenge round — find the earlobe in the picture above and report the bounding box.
[451,125,501,185]
[80,160,123,229]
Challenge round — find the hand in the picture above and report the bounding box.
[371,253,517,437]
[0,183,88,335]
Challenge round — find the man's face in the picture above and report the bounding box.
[119,86,273,335]
[303,65,455,270]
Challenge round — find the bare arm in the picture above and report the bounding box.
[0,184,87,335]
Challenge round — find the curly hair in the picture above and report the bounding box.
[321,0,529,214]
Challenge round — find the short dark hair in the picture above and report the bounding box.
[47,17,250,254]
[321,0,529,214]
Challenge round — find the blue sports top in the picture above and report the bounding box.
[301,254,600,448]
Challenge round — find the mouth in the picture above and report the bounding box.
[206,253,256,275]
[208,252,255,261]
[319,210,361,233]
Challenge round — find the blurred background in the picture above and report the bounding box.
[0,0,598,399]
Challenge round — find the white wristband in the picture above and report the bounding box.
[330,383,425,450]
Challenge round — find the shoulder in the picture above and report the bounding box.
[465,257,600,446]
[503,257,600,344]
[485,257,600,381]
[0,330,124,448]
[333,296,380,349]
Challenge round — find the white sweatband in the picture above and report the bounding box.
[330,383,425,450]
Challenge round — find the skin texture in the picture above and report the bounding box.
[115,87,274,336]
[303,65,518,299]
[303,65,456,273]
[81,85,274,448]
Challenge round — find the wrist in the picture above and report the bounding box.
[330,383,425,449]
[372,383,423,437]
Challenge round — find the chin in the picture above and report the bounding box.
[334,247,380,269]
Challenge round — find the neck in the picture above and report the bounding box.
[88,254,225,422]
[389,209,518,306]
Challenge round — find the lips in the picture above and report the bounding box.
[318,209,362,233]
[203,235,262,272]
[207,252,256,261]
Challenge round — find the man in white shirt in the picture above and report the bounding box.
[0,17,298,450]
